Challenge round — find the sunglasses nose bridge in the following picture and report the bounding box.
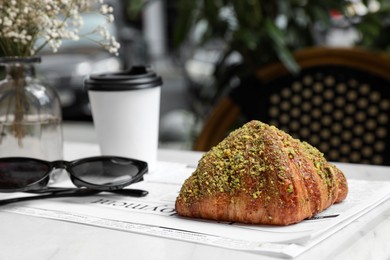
[51,160,70,171]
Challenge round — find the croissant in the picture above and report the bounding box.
[176,120,348,225]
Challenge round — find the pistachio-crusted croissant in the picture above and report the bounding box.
[175,120,348,225]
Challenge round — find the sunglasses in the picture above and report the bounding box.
[0,156,148,193]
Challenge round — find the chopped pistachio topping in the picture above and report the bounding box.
[177,120,338,205]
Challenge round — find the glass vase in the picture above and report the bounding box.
[0,57,63,160]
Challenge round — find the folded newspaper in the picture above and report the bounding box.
[1,161,390,258]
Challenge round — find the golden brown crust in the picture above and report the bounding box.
[175,120,348,225]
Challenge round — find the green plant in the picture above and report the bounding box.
[126,0,390,128]
[174,1,347,73]
[354,2,390,52]
[175,0,390,69]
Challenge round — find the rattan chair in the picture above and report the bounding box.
[193,47,390,166]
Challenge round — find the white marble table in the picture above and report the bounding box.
[0,141,389,260]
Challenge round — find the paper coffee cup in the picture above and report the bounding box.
[85,66,162,171]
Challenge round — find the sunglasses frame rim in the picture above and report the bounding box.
[0,156,148,192]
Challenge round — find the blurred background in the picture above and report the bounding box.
[36,0,390,150]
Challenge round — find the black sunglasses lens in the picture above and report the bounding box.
[71,157,144,187]
[0,159,50,190]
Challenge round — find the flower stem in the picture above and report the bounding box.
[9,64,27,146]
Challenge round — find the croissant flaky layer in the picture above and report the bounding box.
[175,120,348,225]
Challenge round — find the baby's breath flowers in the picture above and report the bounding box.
[0,0,120,57]
[0,0,120,145]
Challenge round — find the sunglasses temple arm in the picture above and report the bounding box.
[27,187,149,197]
[0,189,101,206]
[0,186,150,206]
[109,189,148,197]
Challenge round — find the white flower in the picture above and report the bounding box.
[107,14,115,23]
[100,4,110,14]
